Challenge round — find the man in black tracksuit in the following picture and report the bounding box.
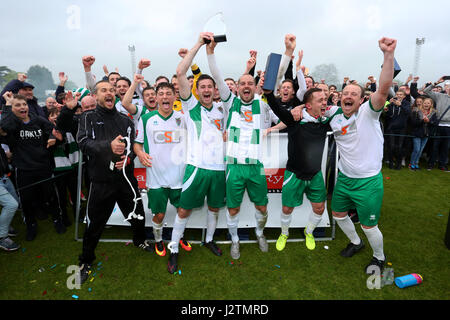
[76,80,151,284]
[0,92,64,240]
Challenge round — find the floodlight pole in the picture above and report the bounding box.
[128,45,136,75]
[413,38,425,76]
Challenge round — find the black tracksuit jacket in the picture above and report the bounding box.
[266,92,330,181]
[76,104,136,183]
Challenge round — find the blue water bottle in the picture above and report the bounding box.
[394,273,423,288]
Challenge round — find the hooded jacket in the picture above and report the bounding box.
[0,107,55,172]
[385,99,411,132]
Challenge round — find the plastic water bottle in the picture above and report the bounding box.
[381,267,394,287]
[395,273,423,288]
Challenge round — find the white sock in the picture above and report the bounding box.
[170,215,188,253]
[306,212,322,235]
[152,220,163,243]
[362,225,385,261]
[334,215,361,245]
[205,210,218,243]
[280,212,292,236]
[255,210,268,237]
[227,212,240,243]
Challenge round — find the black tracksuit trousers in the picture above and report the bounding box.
[79,174,146,265]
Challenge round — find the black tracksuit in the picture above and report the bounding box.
[0,108,62,227]
[266,92,330,180]
[76,104,146,265]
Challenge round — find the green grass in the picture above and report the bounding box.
[1,165,449,300]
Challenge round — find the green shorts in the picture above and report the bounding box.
[226,164,268,209]
[282,170,327,207]
[331,171,384,226]
[179,164,226,210]
[147,188,181,214]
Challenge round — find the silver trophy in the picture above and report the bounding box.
[203,12,227,43]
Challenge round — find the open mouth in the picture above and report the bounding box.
[343,100,353,108]
[104,96,114,107]
[161,101,171,108]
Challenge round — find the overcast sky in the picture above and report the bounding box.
[1,0,449,89]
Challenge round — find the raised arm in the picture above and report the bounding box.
[260,74,296,126]
[176,32,212,100]
[276,34,296,91]
[122,74,144,115]
[82,56,96,92]
[371,38,397,111]
[135,58,151,100]
[206,36,232,102]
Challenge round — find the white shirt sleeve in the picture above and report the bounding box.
[180,93,200,111]
[85,71,96,92]
[135,117,144,144]
[296,69,307,102]
[275,54,291,92]
[207,54,232,105]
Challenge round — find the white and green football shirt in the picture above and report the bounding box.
[328,100,384,178]
[222,93,278,165]
[135,110,186,189]
[181,94,225,171]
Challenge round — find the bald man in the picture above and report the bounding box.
[80,96,97,113]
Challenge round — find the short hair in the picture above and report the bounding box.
[47,107,59,116]
[224,77,236,84]
[303,88,323,104]
[196,74,216,88]
[187,75,194,80]
[171,74,178,80]
[238,74,256,84]
[156,82,176,94]
[281,79,294,87]
[108,72,121,80]
[13,94,27,102]
[142,87,156,95]
[329,84,337,90]
[344,83,365,98]
[155,75,169,84]
[305,76,315,84]
[93,80,112,94]
[116,77,131,87]
[57,92,67,104]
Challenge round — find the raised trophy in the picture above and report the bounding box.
[203,12,227,43]
[262,53,282,91]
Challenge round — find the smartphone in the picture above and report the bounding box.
[443,76,450,80]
